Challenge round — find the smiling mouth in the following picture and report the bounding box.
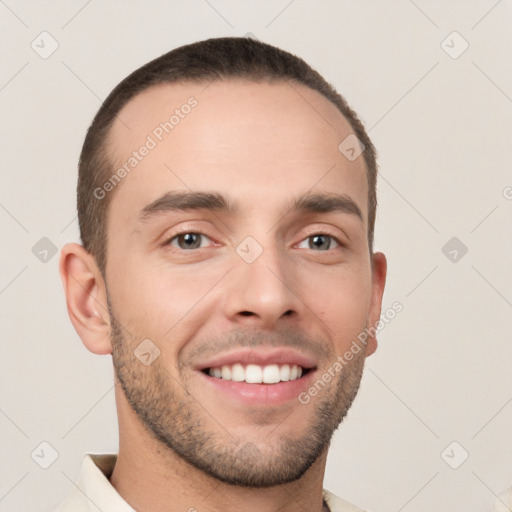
[201,363,314,384]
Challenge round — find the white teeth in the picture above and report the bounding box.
[231,363,245,382]
[207,363,305,384]
[262,364,280,384]
[221,365,231,380]
[280,364,290,381]
[245,364,262,383]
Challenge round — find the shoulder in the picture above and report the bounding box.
[323,488,370,512]
[495,485,512,511]
[52,453,133,512]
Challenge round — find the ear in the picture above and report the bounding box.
[59,243,112,355]
[364,251,387,357]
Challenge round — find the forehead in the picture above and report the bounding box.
[106,78,368,223]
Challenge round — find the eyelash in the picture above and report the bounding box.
[163,231,343,251]
[164,231,216,250]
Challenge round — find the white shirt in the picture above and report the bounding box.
[495,486,512,512]
[54,454,367,512]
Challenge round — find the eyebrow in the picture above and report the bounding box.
[138,190,363,223]
[139,191,236,221]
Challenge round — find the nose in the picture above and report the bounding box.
[222,239,303,329]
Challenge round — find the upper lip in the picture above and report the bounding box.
[194,348,318,371]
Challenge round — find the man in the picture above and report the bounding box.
[57,36,387,512]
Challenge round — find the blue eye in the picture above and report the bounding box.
[298,234,340,251]
[168,232,211,250]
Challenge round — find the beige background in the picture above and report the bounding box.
[1,1,512,511]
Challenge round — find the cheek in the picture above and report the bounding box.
[109,260,224,342]
[300,264,372,344]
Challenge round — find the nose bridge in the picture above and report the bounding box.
[224,232,300,324]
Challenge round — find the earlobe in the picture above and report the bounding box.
[59,243,112,355]
[365,251,387,357]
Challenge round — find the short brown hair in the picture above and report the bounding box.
[77,36,378,275]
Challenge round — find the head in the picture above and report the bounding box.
[60,37,386,487]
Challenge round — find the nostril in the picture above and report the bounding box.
[240,311,255,316]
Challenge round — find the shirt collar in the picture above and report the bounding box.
[79,454,135,511]
[73,453,353,512]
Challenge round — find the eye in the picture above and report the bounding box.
[167,232,212,250]
[297,234,341,251]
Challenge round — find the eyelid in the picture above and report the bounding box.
[163,230,217,249]
[296,225,347,247]
[158,219,215,241]
[296,233,342,250]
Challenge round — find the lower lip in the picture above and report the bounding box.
[196,370,316,406]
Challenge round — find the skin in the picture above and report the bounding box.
[60,78,387,512]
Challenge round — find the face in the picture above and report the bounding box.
[103,79,385,486]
